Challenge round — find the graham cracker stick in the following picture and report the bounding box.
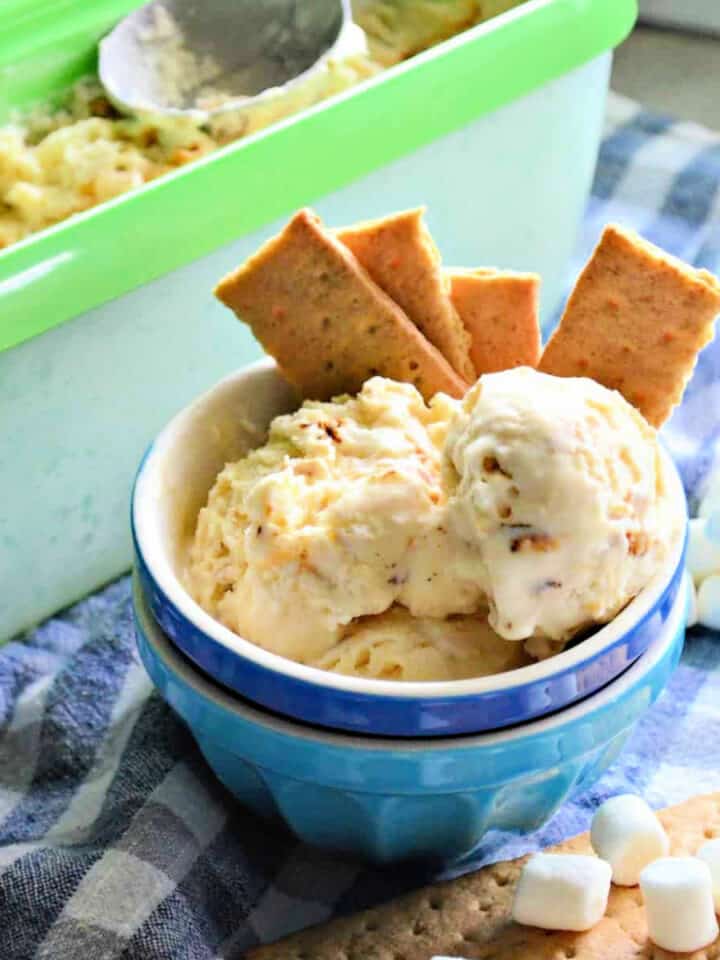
[337,209,476,381]
[215,209,468,403]
[448,268,541,375]
[540,224,720,427]
[248,792,720,960]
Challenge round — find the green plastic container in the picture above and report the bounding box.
[0,0,637,640]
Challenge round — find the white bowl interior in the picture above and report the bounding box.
[133,359,688,700]
[139,359,299,575]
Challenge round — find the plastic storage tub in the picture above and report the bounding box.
[0,0,637,640]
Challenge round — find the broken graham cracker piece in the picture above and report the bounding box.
[215,209,468,403]
[448,268,542,375]
[247,792,720,960]
[540,224,720,427]
[336,208,476,381]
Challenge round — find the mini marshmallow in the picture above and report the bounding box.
[640,856,719,953]
[697,837,720,911]
[698,574,720,630]
[590,794,669,886]
[687,517,720,585]
[512,853,611,932]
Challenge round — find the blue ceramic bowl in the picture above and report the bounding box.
[131,360,688,738]
[133,569,686,864]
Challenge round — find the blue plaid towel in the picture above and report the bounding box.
[2,91,720,959]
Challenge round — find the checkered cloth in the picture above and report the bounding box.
[2,91,720,960]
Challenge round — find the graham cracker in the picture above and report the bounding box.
[215,209,468,402]
[447,268,541,375]
[247,792,720,960]
[336,209,476,381]
[539,224,720,427]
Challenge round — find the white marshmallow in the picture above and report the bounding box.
[512,853,611,932]
[590,794,669,886]
[640,857,719,952]
[685,571,699,627]
[698,574,720,630]
[687,517,720,585]
[697,837,720,911]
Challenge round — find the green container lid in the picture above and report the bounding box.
[0,0,637,354]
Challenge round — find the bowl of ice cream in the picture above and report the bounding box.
[131,359,687,737]
[133,566,686,863]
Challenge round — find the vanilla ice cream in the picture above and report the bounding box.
[446,368,674,643]
[187,368,675,679]
[187,378,483,663]
[313,605,529,681]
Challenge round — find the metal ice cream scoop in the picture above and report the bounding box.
[99,0,357,119]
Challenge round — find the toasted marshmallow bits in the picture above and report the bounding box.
[512,853,612,932]
[590,793,669,885]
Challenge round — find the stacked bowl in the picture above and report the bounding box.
[131,360,689,863]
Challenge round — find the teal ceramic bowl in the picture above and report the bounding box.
[133,571,686,864]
